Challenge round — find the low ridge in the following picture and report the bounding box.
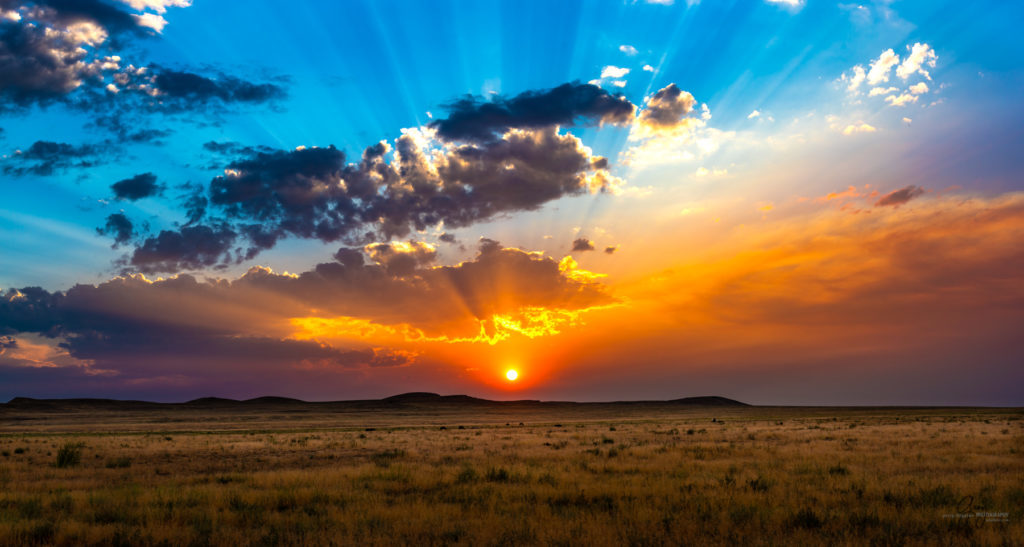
[4,393,749,407]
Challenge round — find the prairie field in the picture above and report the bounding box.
[0,398,1021,546]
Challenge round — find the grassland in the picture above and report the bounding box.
[0,396,1021,546]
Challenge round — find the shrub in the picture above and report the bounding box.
[485,467,511,482]
[455,465,478,484]
[55,442,84,468]
[828,464,850,476]
[105,457,131,469]
[790,508,823,529]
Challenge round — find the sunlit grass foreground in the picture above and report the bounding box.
[0,405,1021,545]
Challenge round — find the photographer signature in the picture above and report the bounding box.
[943,496,1010,527]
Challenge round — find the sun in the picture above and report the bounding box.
[505,369,519,381]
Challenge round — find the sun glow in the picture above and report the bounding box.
[505,369,519,381]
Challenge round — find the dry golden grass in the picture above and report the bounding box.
[0,403,1021,545]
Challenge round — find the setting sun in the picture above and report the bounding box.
[505,369,519,381]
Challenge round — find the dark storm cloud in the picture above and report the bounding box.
[3,140,103,176]
[875,185,925,207]
[96,212,134,247]
[208,145,359,239]
[17,0,143,35]
[0,1,287,142]
[111,172,161,200]
[202,140,274,155]
[572,237,595,252]
[122,118,619,273]
[429,82,635,143]
[0,286,62,335]
[0,239,609,392]
[152,69,286,106]
[0,0,147,108]
[0,23,86,106]
[129,223,238,273]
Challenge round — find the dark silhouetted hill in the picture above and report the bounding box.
[4,393,749,409]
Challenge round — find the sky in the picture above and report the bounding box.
[1,0,1022,405]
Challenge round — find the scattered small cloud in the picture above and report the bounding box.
[695,167,727,178]
[875,185,924,207]
[601,66,630,79]
[748,110,760,119]
[885,93,917,107]
[841,123,876,135]
[111,172,162,201]
[619,45,638,56]
[867,49,899,86]
[764,0,804,10]
[869,86,899,97]
[572,237,596,252]
[897,43,937,80]
[909,82,929,94]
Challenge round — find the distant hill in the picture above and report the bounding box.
[670,396,749,406]
[3,393,750,409]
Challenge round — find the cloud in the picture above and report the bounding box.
[428,82,634,144]
[747,110,760,119]
[643,64,655,72]
[0,0,280,143]
[151,68,285,105]
[601,66,630,79]
[119,85,624,273]
[364,241,437,276]
[764,0,804,9]
[111,172,161,200]
[841,123,876,135]
[604,246,617,254]
[866,48,899,85]
[896,43,937,80]
[885,93,917,107]
[845,43,938,102]
[908,82,929,94]
[868,86,898,96]
[0,239,613,394]
[3,140,103,176]
[0,0,156,107]
[619,45,638,56]
[695,166,727,177]
[631,83,700,139]
[96,212,134,247]
[117,0,192,14]
[846,66,866,92]
[875,185,924,207]
[571,237,595,252]
[594,193,1024,405]
[129,223,238,273]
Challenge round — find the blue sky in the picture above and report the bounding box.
[3,0,1022,289]
[1,0,1023,403]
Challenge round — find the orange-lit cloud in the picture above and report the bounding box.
[531,192,1024,403]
